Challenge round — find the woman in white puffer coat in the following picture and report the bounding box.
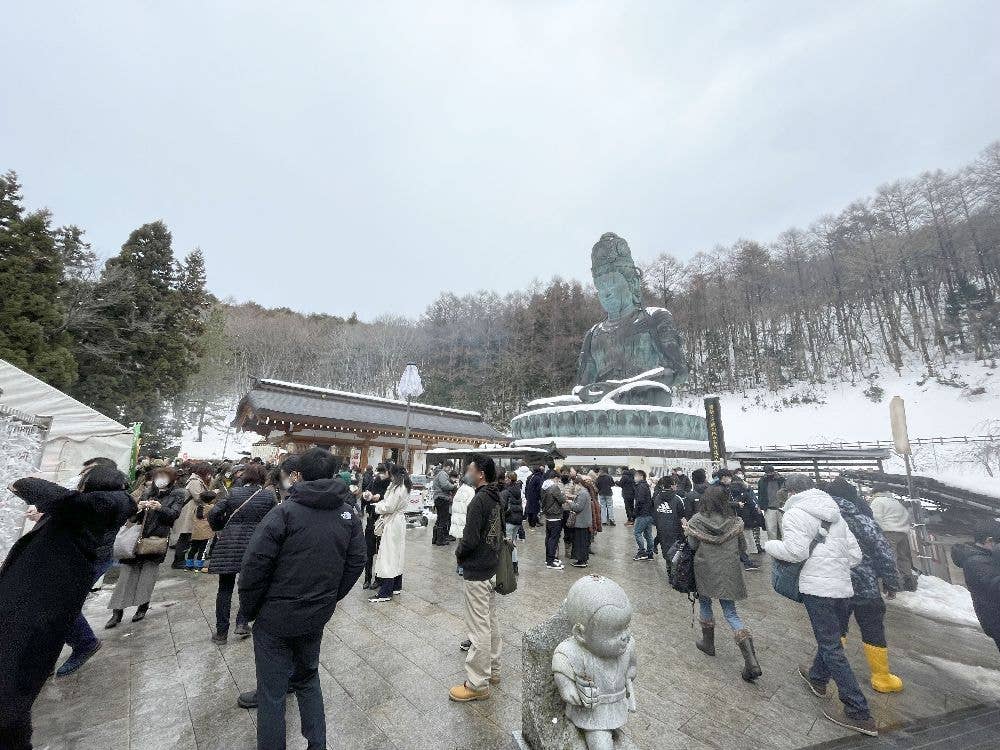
[765,475,876,738]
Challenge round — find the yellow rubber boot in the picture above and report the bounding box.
[863,643,903,693]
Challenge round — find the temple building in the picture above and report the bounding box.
[233,378,507,471]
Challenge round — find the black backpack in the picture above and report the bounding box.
[669,541,697,596]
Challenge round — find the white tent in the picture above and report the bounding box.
[0,359,134,484]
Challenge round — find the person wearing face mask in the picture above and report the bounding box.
[274,455,302,502]
[361,464,391,589]
[106,467,186,629]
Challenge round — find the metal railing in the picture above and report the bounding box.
[746,435,999,452]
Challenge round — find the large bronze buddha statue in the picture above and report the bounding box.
[529,233,687,410]
[513,232,703,441]
[574,232,687,406]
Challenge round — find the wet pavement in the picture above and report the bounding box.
[30,517,1000,749]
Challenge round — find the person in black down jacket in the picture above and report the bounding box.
[632,470,655,561]
[618,467,636,525]
[360,464,391,588]
[0,466,132,750]
[57,458,134,677]
[450,454,503,702]
[207,463,276,643]
[106,465,185,629]
[501,472,523,573]
[238,447,365,750]
[524,465,543,527]
[652,475,684,573]
[951,519,1000,654]
[684,468,709,519]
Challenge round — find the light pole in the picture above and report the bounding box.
[397,363,424,472]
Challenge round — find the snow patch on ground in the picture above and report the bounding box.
[920,656,1000,700]
[889,574,981,629]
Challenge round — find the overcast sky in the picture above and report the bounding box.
[4,1,999,319]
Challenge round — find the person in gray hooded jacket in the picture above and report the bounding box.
[684,484,761,682]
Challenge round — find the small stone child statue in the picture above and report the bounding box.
[552,575,637,750]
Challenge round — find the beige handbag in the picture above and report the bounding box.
[134,508,169,557]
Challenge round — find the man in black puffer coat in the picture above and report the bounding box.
[450,454,503,702]
[618,468,636,525]
[0,466,132,750]
[951,519,1000,653]
[239,447,365,750]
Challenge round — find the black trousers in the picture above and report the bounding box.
[171,532,192,567]
[215,573,248,636]
[187,538,209,561]
[623,496,635,522]
[254,626,326,750]
[563,511,573,545]
[573,527,591,564]
[364,529,379,584]
[544,519,562,563]
[432,498,451,544]
[835,596,887,647]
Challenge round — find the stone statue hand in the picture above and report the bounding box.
[553,673,583,707]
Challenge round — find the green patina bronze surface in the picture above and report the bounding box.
[574,232,688,407]
[511,406,708,441]
[512,232,706,442]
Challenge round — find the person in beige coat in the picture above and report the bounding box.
[171,465,210,569]
[369,467,410,602]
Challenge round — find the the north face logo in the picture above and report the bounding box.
[341,511,352,520]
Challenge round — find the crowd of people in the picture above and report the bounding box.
[1,450,998,748]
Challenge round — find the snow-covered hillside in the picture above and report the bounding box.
[677,358,997,445]
[675,357,1000,483]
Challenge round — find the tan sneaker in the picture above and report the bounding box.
[449,681,491,702]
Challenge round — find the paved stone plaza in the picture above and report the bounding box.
[31,519,1000,750]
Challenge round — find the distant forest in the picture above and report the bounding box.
[3,142,999,445]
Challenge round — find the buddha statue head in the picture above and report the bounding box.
[591,232,643,320]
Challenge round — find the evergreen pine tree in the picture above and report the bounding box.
[71,222,207,451]
[0,170,77,388]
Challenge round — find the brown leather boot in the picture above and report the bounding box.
[735,629,762,682]
[696,620,716,656]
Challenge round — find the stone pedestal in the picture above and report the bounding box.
[519,606,640,750]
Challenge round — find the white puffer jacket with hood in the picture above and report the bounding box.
[448,483,475,539]
[764,487,862,598]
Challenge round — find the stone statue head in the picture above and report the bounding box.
[591,232,643,318]
[564,575,632,658]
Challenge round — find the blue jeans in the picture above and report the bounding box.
[802,594,871,720]
[505,522,519,563]
[698,596,744,631]
[599,495,614,523]
[253,626,326,750]
[633,516,654,555]
[64,557,115,652]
